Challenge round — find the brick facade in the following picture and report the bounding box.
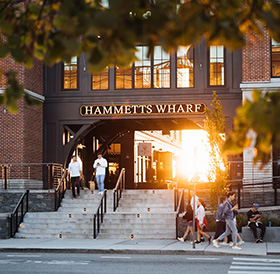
[0,56,43,164]
[242,28,271,82]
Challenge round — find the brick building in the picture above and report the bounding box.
[1,29,280,189]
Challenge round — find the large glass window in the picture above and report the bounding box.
[116,46,170,89]
[209,46,224,86]
[63,57,78,90]
[272,39,280,77]
[153,46,170,88]
[92,68,109,90]
[116,65,133,89]
[177,46,194,88]
[135,46,151,89]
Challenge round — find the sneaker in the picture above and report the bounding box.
[208,236,212,244]
[259,238,263,243]
[237,240,245,245]
[213,240,221,248]
[221,241,229,246]
[77,194,80,197]
[177,237,185,243]
[194,240,201,244]
[256,238,260,243]
[229,242,233,247]
[200,237,205,242]
[72,196,76,199]
[232,245,241,250]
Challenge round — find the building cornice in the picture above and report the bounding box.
[0,88,45,103]
[240,79,280,91]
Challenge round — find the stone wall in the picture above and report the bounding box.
[0,190,55,238]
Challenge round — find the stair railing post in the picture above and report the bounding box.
[93,214,96,239]
[4,165,7,190]
[104,190,107,213]
[26,190,29,213]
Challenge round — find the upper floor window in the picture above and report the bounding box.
[116,46,170,89]
[271,39,280,77]
[177,45,194,88]
[63,57,78,90]
[209,46,225,86]
[92,67,109,90]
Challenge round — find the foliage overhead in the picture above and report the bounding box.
[1,1,280,166]
[1,0,280,111]
[223,90,280,168]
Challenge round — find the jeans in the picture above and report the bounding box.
[71,176,80,197]
[218,218,238,244]
[96,174,105,192]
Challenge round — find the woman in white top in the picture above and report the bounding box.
[195,199,212,244]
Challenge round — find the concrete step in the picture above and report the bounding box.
[97,232,175,239]
[99,223,175,230]
[103,213,176,219]
[15,232,94,239]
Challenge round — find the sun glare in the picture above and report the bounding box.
[179,130,211,182]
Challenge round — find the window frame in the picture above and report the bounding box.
[91,67,110,91]
[208,45,226,87]
[62,56,79,91]
[176,45,195,88]
[271,38,280,78]
[115,45,171,90]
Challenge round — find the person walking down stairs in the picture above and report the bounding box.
[68,155,83,199]
[93,153,108,195]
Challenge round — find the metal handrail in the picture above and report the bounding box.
[113,168,125,212]
[10,190,29,237]
[54,169,68,211]
[93,190,107,239]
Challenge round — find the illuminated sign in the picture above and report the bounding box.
[80,103,206,117]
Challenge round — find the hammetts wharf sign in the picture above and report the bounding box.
[80,103,206,117]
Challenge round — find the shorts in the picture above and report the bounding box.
[187,220,193,227]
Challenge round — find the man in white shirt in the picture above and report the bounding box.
[93,153,108,194]
[68,155,83,199]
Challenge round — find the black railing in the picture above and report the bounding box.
[93,190,107,239]
[230,177,280,208]
[10,190,29,237]
[54,169,68,211]
[113,168,125,212]
[175,188,185,238]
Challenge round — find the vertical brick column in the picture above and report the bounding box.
[242,28,271,82]
[0,56,43,165]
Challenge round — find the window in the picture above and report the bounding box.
[209,46,225,86]
[177,46,194,88]
[135,46,151,89]
[92,68,109,90]
[153,46,170,88]
[116,46,170,89]
[272,39,280,77]
[116,65,133,89]
[63,57,78,90]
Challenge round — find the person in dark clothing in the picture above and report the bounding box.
[214,196,227,239]
[177,204,193,242]
[247,203,266,243]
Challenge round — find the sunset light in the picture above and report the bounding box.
[178,129,211,182]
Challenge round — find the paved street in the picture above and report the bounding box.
[0,253,280,274]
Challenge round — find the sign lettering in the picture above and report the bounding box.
[80,103,206,117]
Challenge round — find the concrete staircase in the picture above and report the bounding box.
[97,189,176,240]
[15,189,113,239]
[15,189,176,240]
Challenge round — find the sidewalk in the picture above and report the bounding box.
[0,238,279,256]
